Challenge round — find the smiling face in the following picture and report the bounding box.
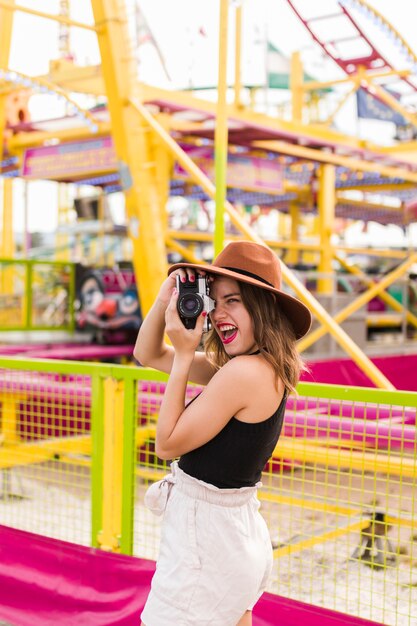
[209,276,258,357]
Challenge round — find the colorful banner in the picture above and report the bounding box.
[22,136,118,179]
[22,137,283,194]
[174,144,283,193]
[356,88,407,126]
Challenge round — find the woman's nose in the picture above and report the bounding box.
[212,303,225,321]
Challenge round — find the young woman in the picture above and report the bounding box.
[134,241,312,626]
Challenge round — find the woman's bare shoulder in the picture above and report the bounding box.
[222,355,284,421]
[213,353,277,388]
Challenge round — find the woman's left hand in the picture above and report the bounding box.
[165,288,206,355]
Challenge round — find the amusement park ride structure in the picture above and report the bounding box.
[1,0,417,389]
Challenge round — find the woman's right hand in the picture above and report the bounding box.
[158,268,206,307]
[164,286,207,356]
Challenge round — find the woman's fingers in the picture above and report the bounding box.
[172,268,208,284]
[194,310,207,334]
[167,287,179,315]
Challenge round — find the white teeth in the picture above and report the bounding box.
[219,324,236,331]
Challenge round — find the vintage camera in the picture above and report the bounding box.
[176,275,215,331]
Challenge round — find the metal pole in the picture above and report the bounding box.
[234,4,242,108]
[214,0,229,256]
[317,164,335,294]
[0,0,97,31]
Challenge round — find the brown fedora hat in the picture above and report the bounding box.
[168,241,312,339]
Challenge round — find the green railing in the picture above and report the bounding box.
[0,355,416,625]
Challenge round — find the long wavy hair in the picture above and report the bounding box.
[204,281,306,394]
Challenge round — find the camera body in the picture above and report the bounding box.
[176,275,215,331]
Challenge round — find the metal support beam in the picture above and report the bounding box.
[290,51,304,123]
[130,102,394,389]
[285,202,300,265]
[1,178,14,260]
[168,230,411,260]
[91,0,167,314]
[317,164,335,294]
[234,4,243,109]
[214,0,229,255]
[96,378,124,552]
[0,0,15,286]
[0,0,97,31]
[254,139,417,184]
[0,0,15,164]
[151,121,172,245]
[335,253,417,330]
[303,68,411,92]
[299,254,417,352]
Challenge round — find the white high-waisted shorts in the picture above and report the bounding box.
[141,461,273,626]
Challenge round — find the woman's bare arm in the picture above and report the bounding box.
[133,273,216,386]
[155,356,259,459]
[152,288,282,460]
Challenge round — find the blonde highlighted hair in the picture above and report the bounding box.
[204,281,306,394]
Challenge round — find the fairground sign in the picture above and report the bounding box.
[22,137,118,180]
[174,144,284,193]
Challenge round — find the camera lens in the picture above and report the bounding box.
[178,293,203,318]
[184,298,198,312]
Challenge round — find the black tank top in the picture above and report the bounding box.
[178,393,287,489]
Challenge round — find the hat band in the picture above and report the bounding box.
[221,266,274,288]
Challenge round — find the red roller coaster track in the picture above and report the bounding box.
[285,0,417,96]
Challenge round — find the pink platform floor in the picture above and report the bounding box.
[0,526,383,626]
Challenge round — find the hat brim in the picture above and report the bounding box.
[168,262,312,340]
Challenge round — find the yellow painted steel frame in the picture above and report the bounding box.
[284,202,300,265]
[335,195,404,217]
[254,138,417,184]
[0,0,97,30]
[1,0,407,392]
[0,0,14,171]
[290,52,304,123]
[130,100,393,389]
[213,0,229,255]
[0,0,15,280]
[6,69,417,181]
[97,378,125,552]
[0,181,14,286]
[233,5,243,109]
[0,390,21,445]
[167,231,417,329]
[165,237,204,264]
[299,253,417,352]
[317,164,335,294]
[91,0,168,314]
[334,253,417,330]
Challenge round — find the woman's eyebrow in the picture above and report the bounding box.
[216,292,241,300]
